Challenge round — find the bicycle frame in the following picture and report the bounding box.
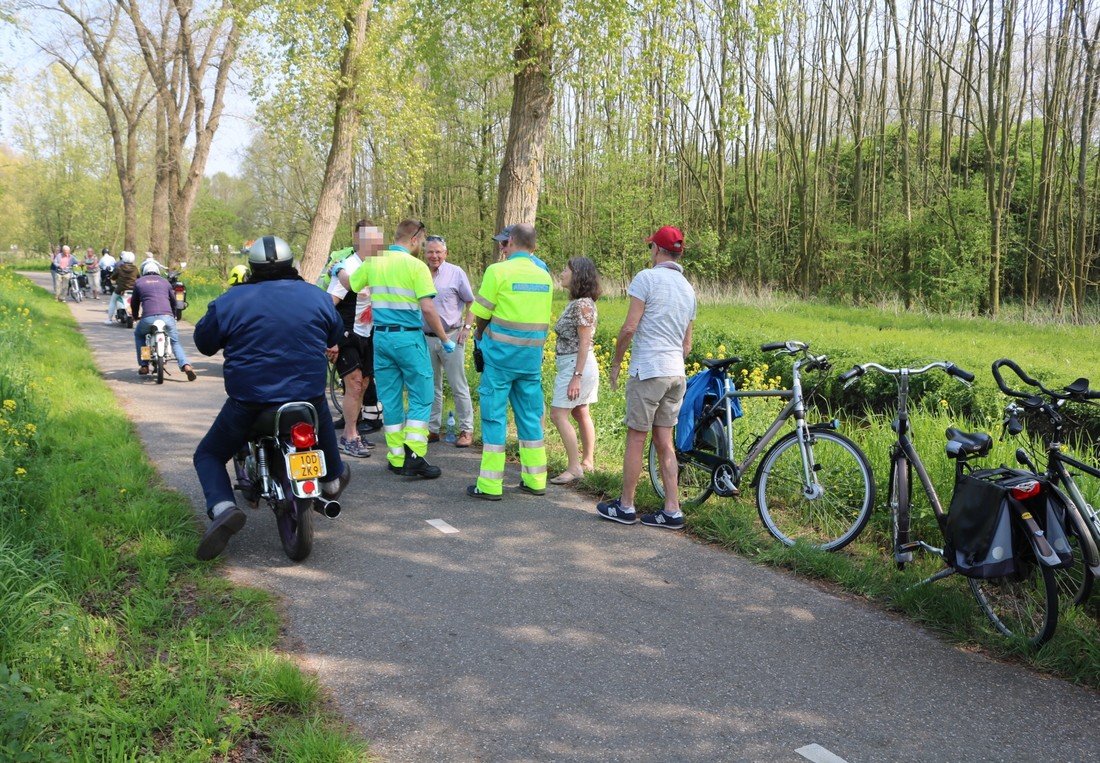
[887,371,953,574]
[688,356,825,490]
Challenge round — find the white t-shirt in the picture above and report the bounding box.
[626,261,697,380]
[327,253,373,337]
[99,253,116,270]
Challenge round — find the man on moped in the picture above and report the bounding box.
[105,251,138,324]
[131,261,197,380]
[191,235,350,561]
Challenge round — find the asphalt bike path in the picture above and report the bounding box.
[31,271,1100,762]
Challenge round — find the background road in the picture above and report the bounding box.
[33,271,1099,762]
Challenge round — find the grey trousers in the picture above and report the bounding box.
[426,331,474,433]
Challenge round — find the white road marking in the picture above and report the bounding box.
[796,744,849,763]
[426,519,459,534]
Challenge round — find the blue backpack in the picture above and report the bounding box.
[676,368,743,451]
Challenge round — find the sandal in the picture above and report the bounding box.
[549,470,581,485]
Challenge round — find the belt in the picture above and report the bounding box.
[425,326,456,338]
[374,325,419,332]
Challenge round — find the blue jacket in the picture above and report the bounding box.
[194,279,342,404]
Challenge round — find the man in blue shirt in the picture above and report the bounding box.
[191,236,349,561]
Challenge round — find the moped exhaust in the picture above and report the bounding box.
[314,496,341,519]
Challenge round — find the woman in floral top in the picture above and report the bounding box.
[549,257,601,485]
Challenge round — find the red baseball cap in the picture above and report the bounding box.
[646,226,684,253]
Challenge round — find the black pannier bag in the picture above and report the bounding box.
[944,468,1073,578]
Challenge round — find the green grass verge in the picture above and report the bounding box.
[0,268,367,761]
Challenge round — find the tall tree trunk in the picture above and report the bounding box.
[495,0,559,234]
[300,1,374,284]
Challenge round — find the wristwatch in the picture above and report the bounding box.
[464,324,473,330]
[572,371,584,377]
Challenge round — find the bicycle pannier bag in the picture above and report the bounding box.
[676,368,743,451]
[945,468,1073,579]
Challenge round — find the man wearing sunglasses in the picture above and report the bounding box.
[468,223,554,500]
[337,219,453,478]
[422,235,476,448]
[493,225,550,273]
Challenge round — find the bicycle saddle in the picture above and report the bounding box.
[702,356,742,371]
[944,427,992,459]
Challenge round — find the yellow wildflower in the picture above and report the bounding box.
[2,400,14,412]
[14,467,26,477]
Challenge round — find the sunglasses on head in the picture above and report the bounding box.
[426,235,446,245]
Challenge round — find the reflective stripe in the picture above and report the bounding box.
[521,464,548,475]
[518,439,545,449]
[479,469,505,480]
[371,299,418,310]
[485,326,545,347]
[372,285,417,298]
[406,420,429,430]
[476,295,496,311]
[493,317,549,332]
[384,424,404,434]
[482,443,506,453]
[406,432,427,443]
[388,446,404,455]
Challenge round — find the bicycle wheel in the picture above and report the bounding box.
[756,430,875,551]
[648,419,729,509]
[328,364,346,425]
[890,455,913,569]
[968,561,1058,647]
[1054,503,1096,607]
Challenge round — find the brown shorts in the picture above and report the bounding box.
[625,375,686,432]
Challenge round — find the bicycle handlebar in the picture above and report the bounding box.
[761,340,807,353]
[841,361,973,388]
[991,358,1100,402]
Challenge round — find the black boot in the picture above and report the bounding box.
[400,445,441,479]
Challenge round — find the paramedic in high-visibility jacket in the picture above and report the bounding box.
[467,223,554,500]
[337,219,454,478]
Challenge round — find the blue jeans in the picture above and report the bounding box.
[134,314,189,369]
[193,396,343,515]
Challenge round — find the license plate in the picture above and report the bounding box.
[140,346,152,360]
[288,450,325,480]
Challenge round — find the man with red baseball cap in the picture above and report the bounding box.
[597,225,696,530]
[646,225,685,255]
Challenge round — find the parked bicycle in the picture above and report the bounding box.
[841,360,1060,647]
[648,340,875,551]
[994,358,1100,607]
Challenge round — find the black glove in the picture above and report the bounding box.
[473,341,484,373]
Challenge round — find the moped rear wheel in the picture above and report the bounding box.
[275,472,314,562]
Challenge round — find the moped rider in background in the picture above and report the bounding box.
[191,235,351,561]
[131,260,197,380]
[99,248,116,296]
[106,251,139,325]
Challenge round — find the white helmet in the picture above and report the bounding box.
[120,251,136,264]
[246,235,294,273]
[141,261,161,276]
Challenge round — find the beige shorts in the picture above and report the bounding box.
[625,375,686,432]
